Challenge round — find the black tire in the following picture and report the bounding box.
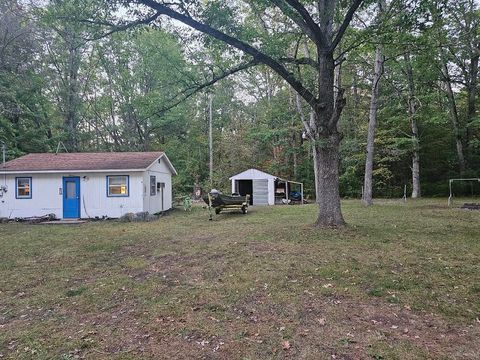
[215,208,221,214]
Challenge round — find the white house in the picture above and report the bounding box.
[0,152,177,219]
[229,168,303,206]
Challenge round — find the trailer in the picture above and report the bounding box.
[204,190,250,220]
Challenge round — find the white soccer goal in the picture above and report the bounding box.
[448,178,480,206]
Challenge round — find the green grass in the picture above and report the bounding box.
[0,199,479,359]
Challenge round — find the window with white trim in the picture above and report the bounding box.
[150,175,156,196]
[16,177,32,199]
[107,175,129,197]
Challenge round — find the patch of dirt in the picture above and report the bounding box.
[295,296,480,359]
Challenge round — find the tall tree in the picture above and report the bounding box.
[40,0,110,151]
[362,0,386,206]
[94,0,365,226]
[0,0,54,157]
[404,51,421,198]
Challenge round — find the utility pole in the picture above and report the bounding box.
[209,94,213,188]
[1,142,5,168]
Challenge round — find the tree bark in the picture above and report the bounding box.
[313,133,345,226]
[314,49,346,226]
[362,20,384,206]
[466,53,478,147]
[442,61,467,174]
[404,52,421,198]
[410,122,421,198]
[352,65,360,110]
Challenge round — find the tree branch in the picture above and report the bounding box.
[279,56,319,68]
[330,0,364,51]
[295,93,314,140]
[144,59,259,127]
[328,88,346,131]
[269,0,317,43]
[283,0,327,46]
[270,0,328,47]
[82,12,162,41]
[138,0,319,111]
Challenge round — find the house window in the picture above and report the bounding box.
[150,176,156,196]
[107,175,129,197]
[16,177,32,199]
[157,182,165,192]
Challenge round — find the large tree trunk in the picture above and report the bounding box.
[313,133,345,226]
[314,49,345,227]
[404,52,421,198]
[362,40,384,205]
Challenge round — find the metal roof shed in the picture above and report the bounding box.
[229,168,303,206]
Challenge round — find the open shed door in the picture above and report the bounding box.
[252,179,269,205]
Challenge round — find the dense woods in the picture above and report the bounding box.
[1,0,479,218]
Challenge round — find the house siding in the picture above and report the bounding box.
[0,171,146,219]
[142,158,173,214]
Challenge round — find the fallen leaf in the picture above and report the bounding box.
[282,340,291,350]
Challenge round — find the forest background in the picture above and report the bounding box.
[1,0,479,199]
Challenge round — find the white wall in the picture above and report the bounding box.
[0,171,146,219]
[268,178,275,205]
[230,176,275,205]
[81,172,144,218]
[142,158,173,214]
[0,174,63,219]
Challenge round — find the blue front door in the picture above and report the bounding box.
[63,177,80,218]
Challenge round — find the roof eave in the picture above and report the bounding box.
[0,168,147,174]
[146,153,177,175]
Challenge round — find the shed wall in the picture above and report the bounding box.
[253,179,268,205]
[142,158,173,213]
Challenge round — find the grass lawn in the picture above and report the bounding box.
[1,199,479,359]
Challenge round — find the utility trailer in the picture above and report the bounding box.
[203,190,250,220]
